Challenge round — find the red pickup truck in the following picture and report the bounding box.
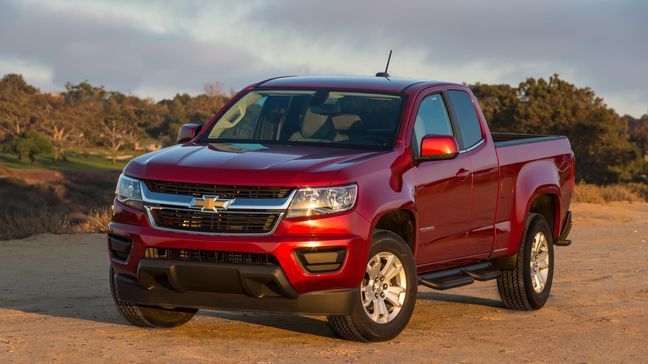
[108,76,574,341]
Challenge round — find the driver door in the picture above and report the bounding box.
[410,91,474,267]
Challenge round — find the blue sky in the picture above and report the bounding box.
[0,0,646,117]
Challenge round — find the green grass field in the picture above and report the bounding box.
[0,150,132,171]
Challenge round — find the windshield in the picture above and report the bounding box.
[203,89,403,148]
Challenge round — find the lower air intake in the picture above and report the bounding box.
[145,248,278,265]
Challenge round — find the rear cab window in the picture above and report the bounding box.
[446,90,483,150]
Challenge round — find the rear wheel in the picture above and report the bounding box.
[109,267,197,328]
[497,213,555,310]
[328,230,417,342]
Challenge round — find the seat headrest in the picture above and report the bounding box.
[301,110,330,138]
[331,114,362,130]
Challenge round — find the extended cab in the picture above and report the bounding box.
[108,76,574,341]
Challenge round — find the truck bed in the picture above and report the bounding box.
[490,131,574,257]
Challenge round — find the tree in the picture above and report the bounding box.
[627,113,648,158]
[34,94,78,162]
[100,95,137,164]
[63,81,107,103]
[471,83,518,131]
[59,83,105,158]
[471,75,644,183]
[203,82,224,97]
[6,130,52,163]
[0,74,41,137]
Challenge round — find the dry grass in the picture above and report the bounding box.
[0,210,71,240]
[0,207,112,240]
[71,208,112,234]
[0,169,118,240]
[573,182,648,203]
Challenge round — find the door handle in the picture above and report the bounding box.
[455,168,471,181]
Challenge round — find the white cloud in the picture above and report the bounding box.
[1,0,646,117]
[0,57,54,90]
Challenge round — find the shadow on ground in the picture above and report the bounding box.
[417,291,503,308]
[1,261,501,339]
[1,233,502,340]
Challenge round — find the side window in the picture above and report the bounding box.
[447,90,483,149]
[412,93,453,154]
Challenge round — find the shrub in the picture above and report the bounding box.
[5,130,53,163]
[573,182,646,203]
[72,207,112,233]
[0,210,70,240]
[0,207,111,240]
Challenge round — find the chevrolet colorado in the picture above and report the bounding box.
[108,76,574,341]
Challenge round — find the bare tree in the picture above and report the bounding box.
[102,117,129,164]
[35,95,77,161]
[203,82,224,97]
[49,124,74,161]
[100,96,137,164]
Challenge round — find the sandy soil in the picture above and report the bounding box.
[1,202,647,363]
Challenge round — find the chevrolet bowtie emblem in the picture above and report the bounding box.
[189,195,234,212]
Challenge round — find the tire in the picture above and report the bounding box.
[497,213,555,310]
[109,267,198,328]
[327,229,418,342]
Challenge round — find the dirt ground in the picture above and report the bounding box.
[1,202,647,363]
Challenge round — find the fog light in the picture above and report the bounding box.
[109,235,132,261]
[295,247,346,273]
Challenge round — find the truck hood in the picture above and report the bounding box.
[124,143,384,186]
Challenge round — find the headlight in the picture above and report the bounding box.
[115,174,143,210]
[286,184,357,218]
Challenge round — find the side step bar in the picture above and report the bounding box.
[554,239,572,247]
[418,262,501,290]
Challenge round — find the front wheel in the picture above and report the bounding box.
[328,230,417,342]
[497,213,555,310]
[109,267,198,328]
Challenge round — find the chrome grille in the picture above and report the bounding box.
[145,180,292,199]
[149,208,279,234]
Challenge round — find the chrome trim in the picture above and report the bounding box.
[139,181,296,211]
[136,179,295,236]
[459,138,485,153]
[145,206,284,237]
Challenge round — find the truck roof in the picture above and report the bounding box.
[256,75,452,93]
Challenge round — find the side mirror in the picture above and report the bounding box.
[416,135,459,162]
[177,123,202,144]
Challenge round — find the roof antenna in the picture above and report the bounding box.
[375,50,392,78]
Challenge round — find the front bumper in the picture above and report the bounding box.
[113,259,357,315]
[108,200,371,313]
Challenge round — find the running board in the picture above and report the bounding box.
[420,275,474,290]
[554,239,572,247]
[418,262,501,290]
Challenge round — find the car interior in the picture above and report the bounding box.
[208,90,402,148]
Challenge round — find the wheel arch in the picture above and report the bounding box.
[507,160,561,255]
[528,193,561,239]
[372,208,417,256]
